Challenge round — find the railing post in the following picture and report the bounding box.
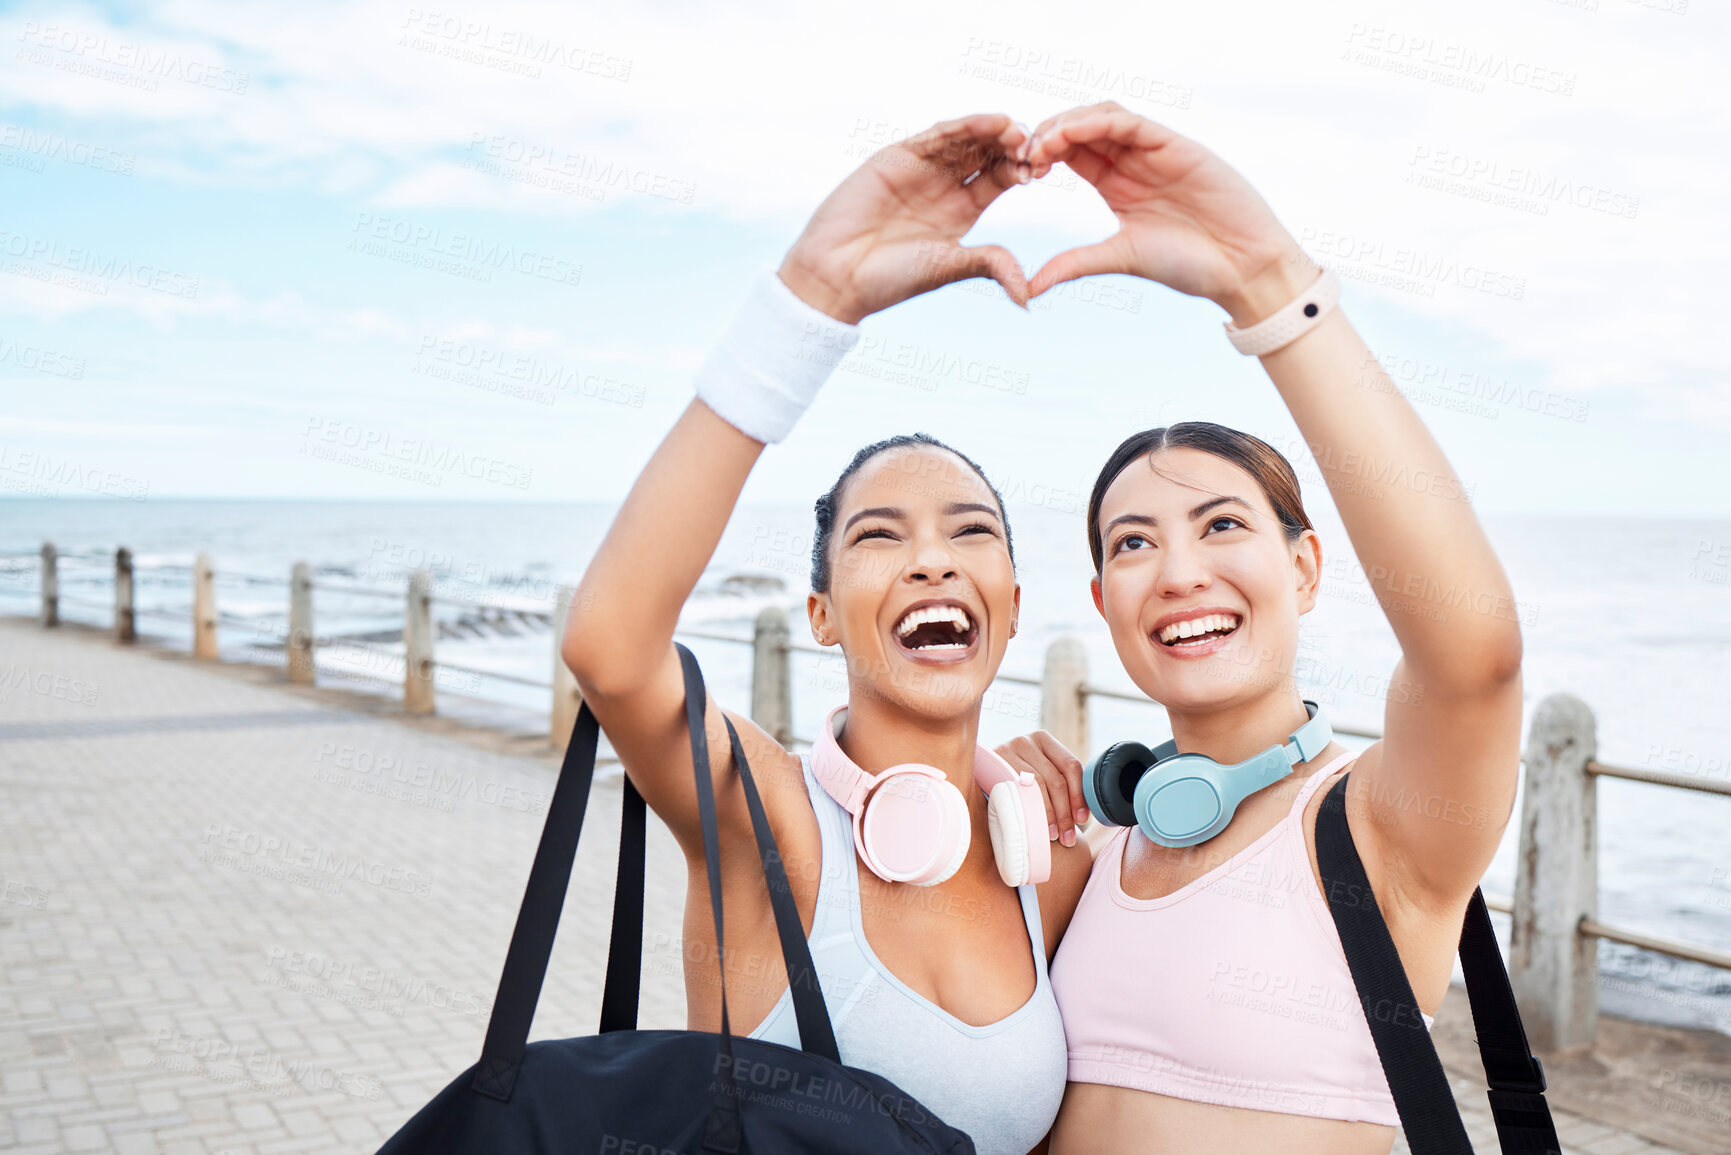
[40,542,58,627]
[287,561,315,685]
[404,570,435,714]
[550,584,583,749]
[1041,636,1089,756]
[114,547,135,643]
[192,552,219,659]
[1511,692,1599,1051]
[752,606,792,747]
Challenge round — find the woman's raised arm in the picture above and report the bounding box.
[1027,103,1523,909]
[562,114,1038,852]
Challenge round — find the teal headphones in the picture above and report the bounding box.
[1081,701,1333,848]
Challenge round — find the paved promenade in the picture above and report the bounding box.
[0,618,1705,1154]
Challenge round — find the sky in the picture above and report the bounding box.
[0,0,1727,517]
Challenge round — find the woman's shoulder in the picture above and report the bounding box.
[716,707,826,861]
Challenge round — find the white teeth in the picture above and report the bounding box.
[895,604,973,639]
[1157,613,1241,645]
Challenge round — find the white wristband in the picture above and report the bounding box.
[692,270,861,444]
[1223,267,1341,356]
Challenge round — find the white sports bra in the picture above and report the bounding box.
[745,755,1067,1155]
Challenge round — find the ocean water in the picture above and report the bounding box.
[2,498,1728,1036]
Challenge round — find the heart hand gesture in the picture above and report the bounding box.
[1026,103,1312,324]
[779,114,1035,324]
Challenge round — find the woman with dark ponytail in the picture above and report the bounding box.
[562,115,1094,1155]
[990,104,1525,1154]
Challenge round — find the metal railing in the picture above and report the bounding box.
[14,541,1728,1048]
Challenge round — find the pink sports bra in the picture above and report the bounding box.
[1048,751,1433,1127]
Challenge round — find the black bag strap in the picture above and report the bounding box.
[1315,772,1561,1154]
[723,715,840,1061]
[470,697,603,1100]
[597,772,646,1034]
[469,643,839,1108]
[1459,891,1560,1153]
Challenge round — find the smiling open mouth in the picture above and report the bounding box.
[894,604,978,653]
[1157,613,1242,648]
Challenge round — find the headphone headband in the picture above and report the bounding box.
[1286,700,1331,766]
[1084,699,1335,848]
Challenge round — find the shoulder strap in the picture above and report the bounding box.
[597,771,646,1034]
[1315,772,1560,1154]
[599,652,838,1060]
[1458,890,1561,1154]
[723,717,840,1061]
[470,692,604,1100]
[469,644,839,1106]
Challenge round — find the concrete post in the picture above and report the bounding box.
[288,561,315,685]
[1511,692,1599,1051]
[752,606,792,747]
[114,547,135,643]
[404,569,435,714]
[1041,636,1089,756]
[193,552,219,659]
[550,584,583,749]
[40,542,58,627]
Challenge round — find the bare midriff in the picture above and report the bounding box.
[1049,1082,1397,1155]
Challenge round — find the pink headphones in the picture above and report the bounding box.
[811,706,1051,888]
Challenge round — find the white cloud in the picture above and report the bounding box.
[2,0,1729,506]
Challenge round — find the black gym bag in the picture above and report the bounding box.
[377,644,974,1154]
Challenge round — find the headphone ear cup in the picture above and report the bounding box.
[986,781,1029,887]
[860,771,970,885]
[985,778,1050,886]
[923,780,971,886]
[1084,742,1156,829]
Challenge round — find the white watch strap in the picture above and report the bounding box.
[1223,267,1340,356]
[692,270,861,444]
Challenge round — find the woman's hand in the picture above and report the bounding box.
[778,113,1035,324]
[1025,102,1312,325]
[996,730,1091,848]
